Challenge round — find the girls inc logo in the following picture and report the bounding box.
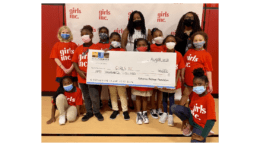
[128,10,133,20]
[114,28,124,34]
[157,11,169,22]
[191,103,206,121]
[60,48,74,61]
[171,30,176,35]
[67,96,75,102]
[69,7,81,19]
[99,9,110,20]
[78,54,88,67]
[185,54,199,67]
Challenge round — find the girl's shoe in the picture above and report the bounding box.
[159,112,168,124]
[123,111,130,120]
[136,112,143,125]
[59,114,66,125]
[208,130,214,136]
[142,112,149,124]
[150,109,158,119]
[167,115,174,126]
[110,111,119,120]
[182,124,192,136]
[158,108,163,117]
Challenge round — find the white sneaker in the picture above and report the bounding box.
[136,112,143,125]
[159,112,168,124]
[158,108,163,117]
[143,112,149,124]
[167,115,174,126]
[59,114,66,125]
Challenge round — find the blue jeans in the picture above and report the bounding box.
[162,92,175,114]
[171,104,206,143]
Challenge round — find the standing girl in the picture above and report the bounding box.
[149,28,166,119]
[179,31,213,106]
[175,11,202,56]
[171,68,216,142]
[95,26,112,109]
[50,26,78,86]
[72,25,104,122]
[158,35,185,126]
[132,38,153,125]
[46,76,83,125]
[104,32,130,120]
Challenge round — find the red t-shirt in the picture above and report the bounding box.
[71,44,100,83]
[52,87,83,106]
[50,42,78,78]
[162,50,185,89]
[183,49,213,86]
[96,42,110,50]
[189,92,216,128]
[150,44,167,52]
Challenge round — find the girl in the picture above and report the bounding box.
[122,11,148,110]
[175,11,202,56]
[158,35,185,126]
[49,26,78,87]
[149,28,166,119]
[71,25,104,122]
[95,26,112,109]
[46,76,83,125]
[104,32,130,120]
[171,68,216,142]
[179,31,213,106]
[132,38,153,125]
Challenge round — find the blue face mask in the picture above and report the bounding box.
[193,86,206,94]
[193,41,205,49]
[61,33,70,40]
[99,33,108,40]
[63,84,73,92]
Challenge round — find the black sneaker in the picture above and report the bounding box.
[108,99,112,110]
[81,112,93,122]
[123,111,130,120]
[110,111,119,120]
[100,100,103,109]
[158,109,163,117]
[150,109,159,119]
[95,112,104,121]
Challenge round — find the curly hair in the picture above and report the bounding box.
[193,68,209,83]
[57,26,73,42]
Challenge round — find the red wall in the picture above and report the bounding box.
[41,4,219,94]
[42,5,64,91]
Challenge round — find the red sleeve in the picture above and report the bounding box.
[206,95,216,121]
[75,88,83,106]
[71,47,79,63]
[204,52,213,72]
[177,52,185,69]
[49,42,59,59]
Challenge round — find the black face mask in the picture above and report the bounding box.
[133,20,142,28]
[183,19,194,27]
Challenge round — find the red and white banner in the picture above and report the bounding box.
[66,3,203,46]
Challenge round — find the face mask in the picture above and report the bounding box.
[193,41,205,49]
[153,37,164,44]
[82,35,91,43]
[193,86,206,94]
[136,46,148,52]
[63,84,73,92]
[133,20,142,28]
[99,33,108,40]
[111,41,121,48]
[166,42,176,50]
[183,19,194,27]
[61,33,70,40]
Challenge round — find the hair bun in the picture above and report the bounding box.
[192,68,205,77]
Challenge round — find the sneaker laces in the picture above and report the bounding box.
[137,113,143,121]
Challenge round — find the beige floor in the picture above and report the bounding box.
[42,96,219,142]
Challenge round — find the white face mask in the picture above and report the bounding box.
[153,37,164,44]
[166,42,176,50]
[111,41,121,48]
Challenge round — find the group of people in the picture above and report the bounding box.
[46,10,216,143]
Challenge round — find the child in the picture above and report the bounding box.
[49,26,78,87]
[158,35,185,126]
[179,31,213,106]
[46,76,83,125]
[132,38,153,125]
[71,25,104,122]
[95,26,112,109]
[171,68,216,142]
[175,11,202,56]
[149,28,166,119]
[104,32,130,120]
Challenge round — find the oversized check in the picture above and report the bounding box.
[87,50,176,89]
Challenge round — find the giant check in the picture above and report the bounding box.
[87,50,176,89]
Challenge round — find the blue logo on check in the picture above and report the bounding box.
[98,52,104,58]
